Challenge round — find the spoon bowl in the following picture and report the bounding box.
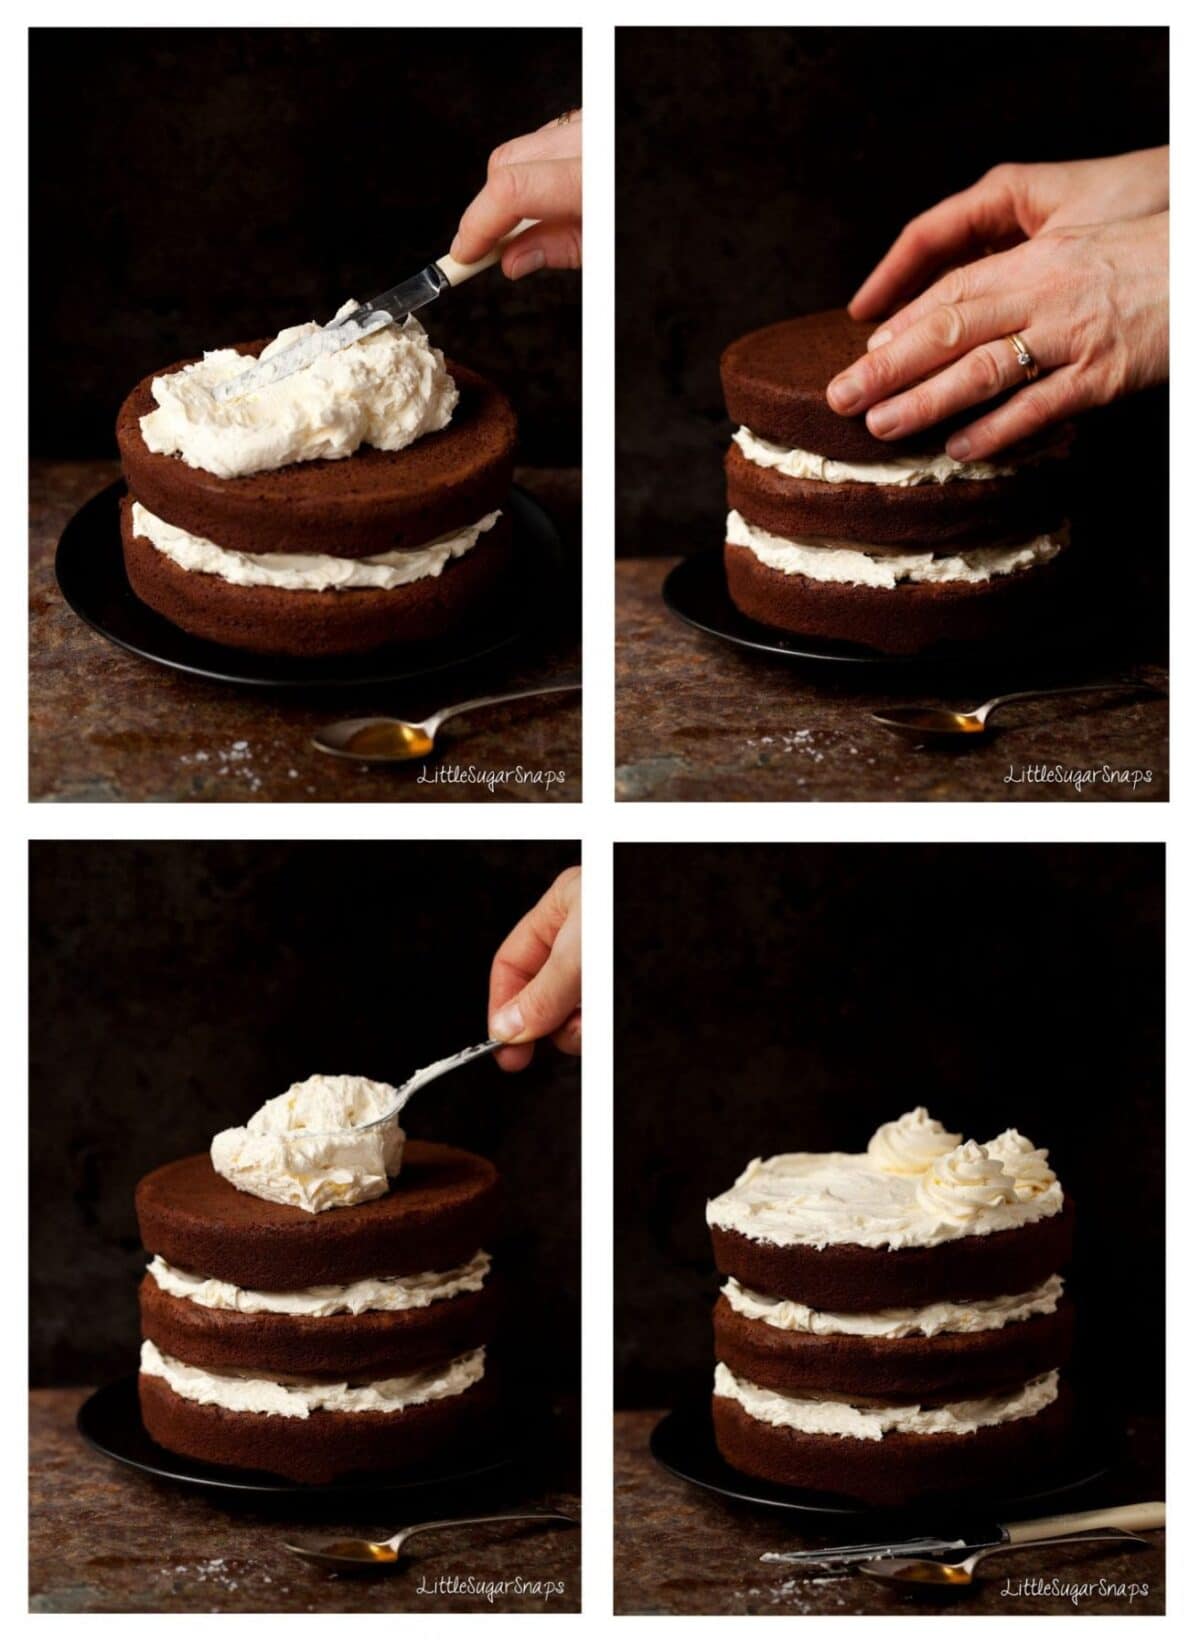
[870,679,1135,746]
[285,1509,577,1573]
[313,680,580,764]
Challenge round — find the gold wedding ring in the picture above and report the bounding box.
[1007,333,1040,382]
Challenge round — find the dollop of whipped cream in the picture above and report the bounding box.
[139,306,458,479]
[210,1074,406,1213]
[866,1107,962,1175]
[985,1128,1059,1201]
[916,1140,1020,1225]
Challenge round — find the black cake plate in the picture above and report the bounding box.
[650,1393,1115,1522]
[78,1375,521,1501]
[55,482,564,690]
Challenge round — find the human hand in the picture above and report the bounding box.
[826,212,1168,461]
[849,149,1168,322]
[488,867,581,1072]
[451,109,582,280]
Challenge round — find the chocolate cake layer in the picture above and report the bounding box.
[137,1144,500,1292]
[711,1385,1072,1507]
[725,443,1066,549]
[139,1272,500,1380]
[724,539,1068,656]
[709,1200,1073,1311]
[121,495,513,657]
[139,1365,497,1484]
[117,349,516,558]
[722,311,981,462]
[713,1293,1073,1402]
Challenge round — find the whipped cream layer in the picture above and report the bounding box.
[131,501,499,593]
[140,308,457,479]
[727,510,1067,590]
[148,1251,491,1318]
[706,1109,1063,1250]
[211,1074,406,1213]
[733,426,1018,485]
[141,1341,484,1419]
[714,1362,1059,1441]
[722,1274,1064,1339]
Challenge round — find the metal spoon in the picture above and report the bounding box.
[870,679,1134,745]
[284,1510,578,1573]
[352,1040,501,1132]
[312,680,581,764]
[860,1528,1149,1591]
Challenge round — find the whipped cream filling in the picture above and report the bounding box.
[727,510,1067,589]
[131,501,500,593]
[148,1251,491,1317]
[722,1274,1064,1339]
[139,307,458,479]
[211,1074,406,1213]
[706,1109,1063,1250]
[733,426,1020,485]
[714,1362,1059,1441]
[141,1340,484,1419]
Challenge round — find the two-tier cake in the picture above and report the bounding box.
[116,308,516,656]
[136,1075,500,1483]
[706,1108,1072,1505]
[719,311,1071,654]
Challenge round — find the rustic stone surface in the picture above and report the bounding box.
[31,463,580,804]
[616,561,1167,802]
[30,1389,579,1614]
[614,1410,1163,1616]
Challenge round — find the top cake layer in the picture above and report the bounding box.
[722,309,980,462]
[136,1141,500,1291]
[118,350,516,559]
[706,1110,1063,1252]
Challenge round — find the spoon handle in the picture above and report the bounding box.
[426,680,581,736]
[972,1530,1149,1570]
[394,1510,576,1549]
[1005,1500,1165,1542]
[977,678,1136,719]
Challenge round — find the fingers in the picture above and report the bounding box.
[498,218,582,280]
[488,868,582,1064]
[827,287,1025,421]
[944,368,1087,462]
[848,166,1026,321]
[862,245,1021,351]
[487,109,581,171]
[451,155,582,264]
[551,1010,582,1058]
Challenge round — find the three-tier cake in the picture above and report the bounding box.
[706,1108,1072,1505]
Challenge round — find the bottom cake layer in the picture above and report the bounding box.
[139,1362,497,1483]
[724,538,1067,656]
[121,495,513,657]
[712,1371,1070,1506]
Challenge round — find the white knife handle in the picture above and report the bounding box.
[1004,1501,1166,1544]
[436,219,539,286]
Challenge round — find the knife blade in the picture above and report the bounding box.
[212,216,537,404]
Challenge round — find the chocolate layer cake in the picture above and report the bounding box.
[115,325,517,656]
[136,1139,501,1483]
[719,309,1071,654]
[706,1109,1073,1506]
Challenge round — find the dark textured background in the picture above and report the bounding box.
[30,840,580,1388]
[614,844,1164,1413]
[616,26,1168,646]
[30,28,581,464]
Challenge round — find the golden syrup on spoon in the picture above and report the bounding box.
[344,723,434,760]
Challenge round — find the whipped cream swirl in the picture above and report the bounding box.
[985,1128,1059,1202]
[140,307,457,479]
[211,1074,406,1213]
[867,1107,963,1175]
[916,1141,1020,1226]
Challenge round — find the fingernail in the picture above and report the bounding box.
[508,249,545,280]
[947,434,971,459]
[490,998,525,1042]
[827,374,862,413]
[867,403,899,437]
[867,328,892,350]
